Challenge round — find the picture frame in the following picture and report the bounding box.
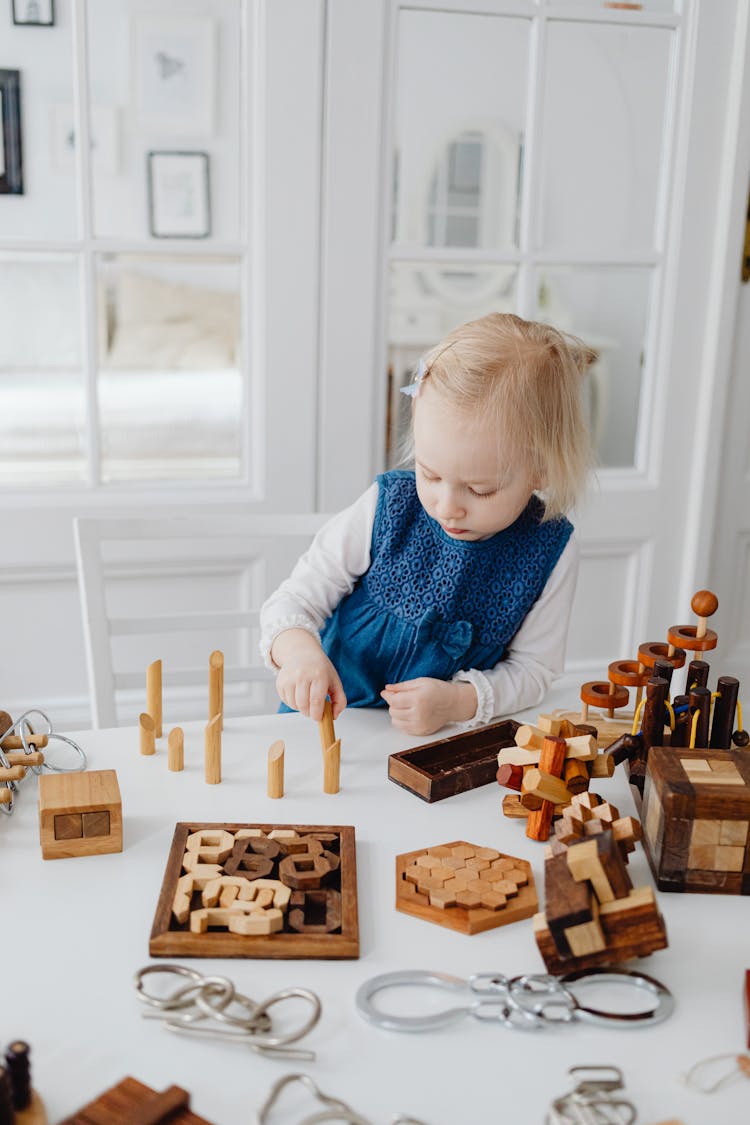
[147,151,210,239]
[134,15,215,136]
[0,69,23,195]
[11,0,54,26]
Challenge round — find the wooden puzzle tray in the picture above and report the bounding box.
[149,822,359,959]
[388,719,519,802]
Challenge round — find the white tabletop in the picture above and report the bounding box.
[4,698,748,1125]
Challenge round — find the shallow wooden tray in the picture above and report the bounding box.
[149,821,359,959]
[388,719,519,802]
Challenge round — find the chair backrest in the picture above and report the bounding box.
[73,512,329,728]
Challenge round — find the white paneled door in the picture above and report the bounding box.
[320,0,750,694]
[2,0,749,725]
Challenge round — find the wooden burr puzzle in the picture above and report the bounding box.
[388,719,519,802]
[395,841,537,934]
[150,822,359,958]
[533,790,668,973]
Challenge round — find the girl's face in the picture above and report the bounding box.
[413,383,534,541]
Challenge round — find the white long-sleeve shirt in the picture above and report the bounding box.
[259,483,579,726]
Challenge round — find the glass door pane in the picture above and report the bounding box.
[539,21,672,253]
[88,0,242,242]
[96,253,242,482]
[393,10,529,251]
[0,253,86,483]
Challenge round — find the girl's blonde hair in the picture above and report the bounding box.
[412,312,595,520]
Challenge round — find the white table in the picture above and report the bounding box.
[4,700,749,1124]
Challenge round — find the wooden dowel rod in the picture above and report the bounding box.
[147,659,163,738]
[205,715,221,784]
[0,789,11,804]
[209,650,224,731]
[4,751,43,766]
[0,766,25,782]
[168,727,184,772]
[1,733,48,750]
[139,712,156,756]
[322,739,340,794]
[319,699,335,752]
[267,739,285,798]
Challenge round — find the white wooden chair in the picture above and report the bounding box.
[73,513,328,728]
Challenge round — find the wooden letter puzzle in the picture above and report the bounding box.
[150,822,359,958]
[395,841,537,935]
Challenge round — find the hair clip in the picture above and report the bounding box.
[400,358,427,398]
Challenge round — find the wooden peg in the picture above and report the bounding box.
[139,712,156,756]
[204,714,221,784]
[146,659,162,738]
[4,751,44,767]
[209,650,224,731]
[0,765,25,782]
[168,727,184,772]
[692,589,719,639]
[0,789,11,804]
[323,739,340,794]
[0,733,48,750]
[319,698,336,751]
[267,739,285,798]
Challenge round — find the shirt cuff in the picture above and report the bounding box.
[452,668,494,728]
[260,617,322,670]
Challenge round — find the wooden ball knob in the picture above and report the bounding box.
[732,729,750,748]
[691,590,718,618]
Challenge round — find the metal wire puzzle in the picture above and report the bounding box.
[0,709,86,816]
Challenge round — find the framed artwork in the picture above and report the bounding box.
[147,151,210,239]
[0,70,23,195]
[12,0,54,25]
[50,104,120,176]
[134,15,215,136]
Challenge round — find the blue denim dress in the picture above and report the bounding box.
[317,471,572,708]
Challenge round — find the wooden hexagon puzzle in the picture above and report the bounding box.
[395,841,537,935]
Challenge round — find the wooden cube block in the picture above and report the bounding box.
[641,747,750,893]
[39,770,122,860]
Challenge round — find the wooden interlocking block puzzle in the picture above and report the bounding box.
[150,822,359,959]
[38,770,122,860]
[396,841,537,935]
[58,1076,212,1125]
[641,747,750,893]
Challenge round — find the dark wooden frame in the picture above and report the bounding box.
[11,0,55,25]
[0,69,23,195]
[388,718,519,802]
[147,150,211,239]
[150,822,359,959]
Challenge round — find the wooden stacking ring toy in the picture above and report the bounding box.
[607,660,650,688]
[637,642,686,670]
[580,681,629,711]
[666,624,718,652]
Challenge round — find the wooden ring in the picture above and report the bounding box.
[666,625,718,652]
[580,681,629,710]
[637,642,686,670]
[607,659,650,688]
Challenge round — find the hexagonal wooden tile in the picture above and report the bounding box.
[395,841,537,935]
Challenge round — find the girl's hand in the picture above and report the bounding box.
[380,678,477,736]
[271,629,347,721]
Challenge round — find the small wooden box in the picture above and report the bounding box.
[388,719,519,802]
[642,747,750,894]
[38,769,122,860]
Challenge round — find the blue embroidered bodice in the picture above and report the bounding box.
[318,470,573,708]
